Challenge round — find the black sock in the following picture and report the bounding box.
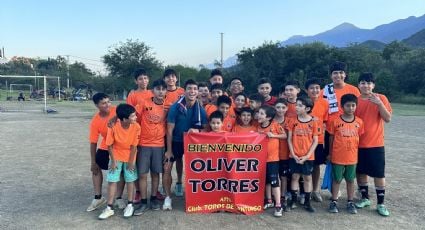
[107,204,114,209]
[94,195,101,199]
[116,196,122,200]
[150,196,157,201]
[136,191,141,195]
[359,185,369,199]
[376,189,385,204]
[128,201,133,205]
[299,178,305,194]
[141,199,148,204]
[348,200,353,203]
[291,190,298,202]
[304,192,311,206]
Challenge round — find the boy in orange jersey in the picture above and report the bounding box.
[99,104,140,220]
[233,92,248,115]
[328,94,364,214]
[215,95,236,132]
[257,105,286,217]
[232,107,256,133]
[257,77,277,106]
[198,82,210,107]
[87,93,118,212]
[283,80,301,119]
[273,98,291,211]
[205,83,224,116]
[287,97,319,213]
[355,73,392,217]
[133,79,171,215]
[208,111,225,133]
[126,68,153,107]
[305,78,329,202]
[249,93,265,122]
[163,68,185,104]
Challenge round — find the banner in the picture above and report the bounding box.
[184,132,267,215]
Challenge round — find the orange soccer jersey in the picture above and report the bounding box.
[355,94,392,148]
[311,98,329,144]
[166,87,185,104]
[126,90,154,107]
[205,104,218,117]
[321,84,360,124]
[105,121,141,163]
[89,106,117,150]
[258,121,285,162]
[328,116,364,165]
[288,117,320,160]
[232,124,257,133]
[277,118,291,160]
[222,114,236,132]
[135,97,171,147]
[285,101,297,119]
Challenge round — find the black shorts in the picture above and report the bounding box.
[95,149,109,170]
[324,131,330,156]
[314,144,327,165]
[289,158,314,176]
[171,141,184,162]
[357,147,385,178]
[279,160,291,177]
[266,162,280,187]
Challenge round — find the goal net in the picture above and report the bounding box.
[0,75,61,113]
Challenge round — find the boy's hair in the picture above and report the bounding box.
[275,98,288,106]
[198,82,209,88]
[229,77,243,85]
[116,104,135,120]
[216,95,232,107]
[239,107,254,116]
[151,79,167,89]
[92,92,109,105]
[249,93,265,104]
[257,77,272,86]
[163,68,177,78]
[358,72,375,83]
[341,94,358,107]
[184,79,198,89]
[210,68,223,78]
[284,80,300,89]
[304,78,322,90]
[210,83,224,92]
[259,105,277,120]
[133,68,148,80]
[209,110,224,122]
[234,92,247,100]
[330,61,347,73]
[296,96,314,113]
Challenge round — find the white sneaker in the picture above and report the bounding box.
[299,194,306,205]
[163,196,173,210]
[98,206,114,220]
[114,198,126,209]
[123,204,134,218]
[87,197,106,212]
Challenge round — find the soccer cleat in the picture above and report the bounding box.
[87,197,106,212]
[123,204,134,218]
[150,199,161,211]
[174,183,184,197]
[304,204,316,213]
[347,202,357,214]
[98,206,114,220]
[312,191,323,202]
[263,202,274,210]
[114,198,127,209]
[274,206,283,217]
[377,204,390,217]
[133,203,149,216]
[355,198,371,209]
[288,199,297,209]
[328,201,339,213]
[163,196,173,210]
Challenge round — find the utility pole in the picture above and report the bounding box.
[66,55,70,88]
[220,33,224,69]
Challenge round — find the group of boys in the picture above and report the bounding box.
[88,61,392,219]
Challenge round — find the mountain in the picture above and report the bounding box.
[403,28,425,48]
[359,40,387,51]
[281,14,425,47]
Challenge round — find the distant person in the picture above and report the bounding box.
[98,104,140,220]
[327,94,364,214]
[354,73,392,217]
[18,91,25,101]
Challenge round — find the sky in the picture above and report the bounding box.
[1,0,425,73]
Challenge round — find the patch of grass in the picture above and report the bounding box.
[392,103,425,116]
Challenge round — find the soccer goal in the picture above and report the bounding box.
[0,75,61,113]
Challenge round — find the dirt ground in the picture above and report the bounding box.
[0,102,424,230]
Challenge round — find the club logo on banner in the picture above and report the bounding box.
[184,132,267,215]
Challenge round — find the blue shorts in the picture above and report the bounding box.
[107,161,138,183]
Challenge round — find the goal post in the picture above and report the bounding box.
[0,75,60,113]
